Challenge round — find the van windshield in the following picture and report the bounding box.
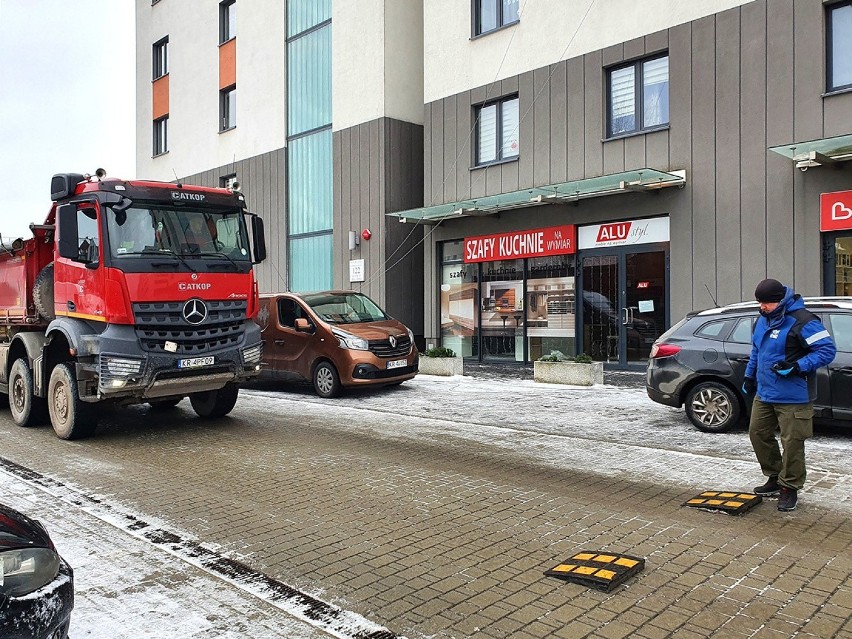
[302,292,388,324]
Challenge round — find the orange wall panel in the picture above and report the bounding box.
[152,75,169,120]
[219,39,236,89]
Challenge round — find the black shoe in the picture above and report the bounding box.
[778,487,798,512]
[754,475,780,496]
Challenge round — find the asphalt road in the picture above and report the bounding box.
[0,374,850,638]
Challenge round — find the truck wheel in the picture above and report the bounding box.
[189,383,239,418]
[48,363,97,440]
[33,262,55,321]
[313,361,341,398]
[9,358,48,427]
[148,397,183,410]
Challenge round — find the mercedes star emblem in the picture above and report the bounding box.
[183,298,208,325]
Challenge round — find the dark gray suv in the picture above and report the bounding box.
[646,297,852,432]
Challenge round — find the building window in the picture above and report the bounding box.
[607,54,669,137]
[220,0,236,43]
[827,2,852,92]
[220,86,236,131]
[153,116,168,155]
[475,96,519,166]
[152,37,168,80]
[474,0,519,36]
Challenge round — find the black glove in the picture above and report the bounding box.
[742,377,756,395]
[771,360,800,377]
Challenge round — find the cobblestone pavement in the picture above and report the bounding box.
[0,372,849,639]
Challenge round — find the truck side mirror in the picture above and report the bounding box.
[247,213,266,264]
[56,204,79,260]
[294,317,313,333]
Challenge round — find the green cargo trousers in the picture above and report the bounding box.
[748,398,813,490]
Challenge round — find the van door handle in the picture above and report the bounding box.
[732,357,750,363]
[274,339,286,345]
[831,366,852,373]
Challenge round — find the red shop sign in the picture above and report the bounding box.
[820,190,852,232]
[464,225,576,263]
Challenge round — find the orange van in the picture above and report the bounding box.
[257,291,418,397]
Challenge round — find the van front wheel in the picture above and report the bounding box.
[313,362,341,398]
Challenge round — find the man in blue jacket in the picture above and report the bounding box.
[742,279,836,512]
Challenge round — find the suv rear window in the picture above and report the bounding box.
[827,313,852,352]
[693,320,731,341]
[657,317,689,341]
[728,317,754,344]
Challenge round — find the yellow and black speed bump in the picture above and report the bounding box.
[544,551,645,592]
[683,491,762,515]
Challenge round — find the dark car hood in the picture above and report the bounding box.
[0,502,54,551]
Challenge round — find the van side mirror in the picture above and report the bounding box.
[294,317,313,333]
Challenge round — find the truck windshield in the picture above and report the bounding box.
[302,292,388,324]
[105,205,251,260]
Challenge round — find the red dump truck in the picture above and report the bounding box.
[0,170,266,439]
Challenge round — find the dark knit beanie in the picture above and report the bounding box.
[754,278,786,303]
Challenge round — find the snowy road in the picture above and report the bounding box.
[0,374,849,638]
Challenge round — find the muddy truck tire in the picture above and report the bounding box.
[33,262,55,320]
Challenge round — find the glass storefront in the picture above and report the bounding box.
[439,242,576,363]
[834,236,852,296]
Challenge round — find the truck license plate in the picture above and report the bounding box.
[178,356,215,369]
[387,359,407,370]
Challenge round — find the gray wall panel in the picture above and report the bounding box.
[550,62,568,185]
[517,71,535,189]
[739,0,768,298]
[765,0,795,283]
[690,16,717,309]
[533,67,551,187]
[643,129,667,171]
[455,91,472,204]
[645,29,668,56]
[443,94,458,203]
[566,58,585,181]
[714,7,741,305]
[793,0,825,144]
[623,134,645,172]
[423,103,433,206]
[624,36,645,61]
[583,50,603,177]
[824,93,852,138]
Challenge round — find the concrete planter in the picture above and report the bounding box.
[534,361,604,386]
[418,356,463,376]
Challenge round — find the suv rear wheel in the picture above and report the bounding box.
[685,381,741,433]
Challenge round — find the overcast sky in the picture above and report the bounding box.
[0,0,135,241]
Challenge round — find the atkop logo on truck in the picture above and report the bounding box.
[179,282,212,291]
[171,192,206,202]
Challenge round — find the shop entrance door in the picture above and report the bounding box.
[580,245,668,368]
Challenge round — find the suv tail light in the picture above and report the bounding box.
[650,343,681,359]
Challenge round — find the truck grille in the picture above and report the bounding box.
[133,300,247,355]
[368,335,412,358]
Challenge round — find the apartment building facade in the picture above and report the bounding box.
[137,0,852,371]
[135,0,426,340]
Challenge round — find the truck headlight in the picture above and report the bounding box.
[332,328,369,351]
[0,548,60,597]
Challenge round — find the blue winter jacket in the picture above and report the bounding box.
[745,288,836,404]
